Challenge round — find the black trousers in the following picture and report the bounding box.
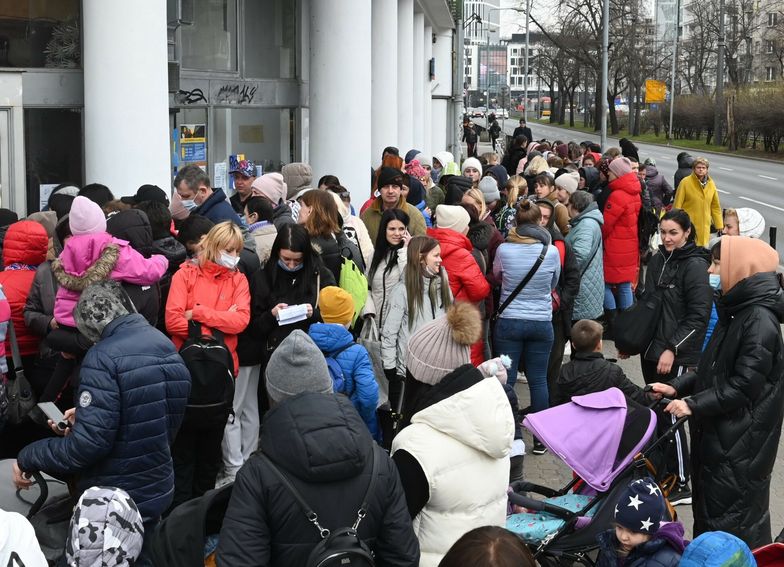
[170,423,224,510]
[641,358,691,485]
[547,318,567,402]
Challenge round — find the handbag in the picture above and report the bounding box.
[613,292,664,356]
[5,319,37,424]
[492,245,547,323]
[358,316,387,406]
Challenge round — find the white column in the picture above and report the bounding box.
[431,31,454,154]
[412,12,425,151]
[397,0,414,152]
[423,24,433,158]
[371,0,398,166]
[310,0,371,198]
[83,0,170,196]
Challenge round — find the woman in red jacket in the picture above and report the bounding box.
[166,221,250,507]
[602,157,641,319]
[429,204,490,365]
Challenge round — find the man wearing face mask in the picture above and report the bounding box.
[174,164,245,227]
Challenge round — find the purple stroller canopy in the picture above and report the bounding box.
[523,388,657,492]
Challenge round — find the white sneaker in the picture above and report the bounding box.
[564,342,572,356]
[215,471,236,489]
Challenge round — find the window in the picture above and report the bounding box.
[768,12,778,26]
[244,0,296,79]
[767,40,775,53]
[766,66,776,80]
[0,0,81,68]
[181,0,237,71]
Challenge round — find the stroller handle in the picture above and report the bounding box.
[26,471,49,519]
[508,492,575,520]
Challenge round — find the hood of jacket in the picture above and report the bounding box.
[308,322,355,353]
[581,166,600,191]
[676,153,694,169]
[107,209,154,258]
[718,271,784,323]
[609,171,641,197]
[487,164,509,187]
[261,392,372,483]
[467,221,493,251]
[153,236,187,265]
[654,521,688,554]
[571,202,604,227]
[3,220,48,267]
[408,364,513,459]
[644,165,661,180]
[428,227,473,255]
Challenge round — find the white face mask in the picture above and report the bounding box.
[218,251,240,270]
[181,199,197,211]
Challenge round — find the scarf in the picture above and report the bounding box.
[5,263,38,271]
[508,223,551,246]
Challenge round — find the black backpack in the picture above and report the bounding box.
[261,449,379,567]
[638,207,660,255]
[178,321,235,430]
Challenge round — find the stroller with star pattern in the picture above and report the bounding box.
[506,388,686,566]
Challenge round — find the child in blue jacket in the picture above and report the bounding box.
[309,286,380,441]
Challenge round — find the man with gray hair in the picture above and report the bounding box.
[174,164,244,227]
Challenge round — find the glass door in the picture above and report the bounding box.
[0,109,9,209]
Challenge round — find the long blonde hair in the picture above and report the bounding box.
[404,236,452,329]
[505,175,527,207]
[199,221,244,266]
[464,188,487,219]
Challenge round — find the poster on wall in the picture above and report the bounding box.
[180,124,207,169]
[39,183,58,212]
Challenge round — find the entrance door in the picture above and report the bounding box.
[0,72,27,213]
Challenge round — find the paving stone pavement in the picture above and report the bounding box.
[515,340,784,541]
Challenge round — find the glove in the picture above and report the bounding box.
[384,368,399,383]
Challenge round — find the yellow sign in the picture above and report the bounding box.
[645,80,666,104]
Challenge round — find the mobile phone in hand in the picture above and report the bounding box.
[37,402,68,431]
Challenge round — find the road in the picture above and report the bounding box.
[483,117,784,260]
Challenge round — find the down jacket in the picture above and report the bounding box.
[428,228,490,304]
[216,393,419,567]
[644,165,674,212]
[23,262,58,350]
[554,352,647,407]
[670,271,784,548]
[0,221,49,357]
[308,322,380,440]
[642,242,712,367]
[363,247,407,329]
[596,521,686,567]
[673,152,694,191]
[602,172,641,284]
[565,204,604,320]
[17,314,191,521]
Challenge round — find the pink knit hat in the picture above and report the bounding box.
[405,159,427,180]
[251,173,288,205]
[608,156,633,178]
[69,196,107,235]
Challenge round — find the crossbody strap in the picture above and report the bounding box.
[578,217,602,278]
[494,244,547,320]
[261,446,379,538]
[7,318,23,372]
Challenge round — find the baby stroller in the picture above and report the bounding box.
[506,388,687,566]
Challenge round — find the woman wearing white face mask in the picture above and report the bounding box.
[165,221,251,505]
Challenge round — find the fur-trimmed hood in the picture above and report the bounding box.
[53,243,120,291]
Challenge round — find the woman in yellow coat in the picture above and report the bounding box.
[674,157,723,246]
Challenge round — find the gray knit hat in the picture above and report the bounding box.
[407,302,482,385]
[479,176,501,204]
[266,330,333,403]
[74,280,136,343]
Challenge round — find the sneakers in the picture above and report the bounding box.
[532,438,548,455]
[668,483,692,506]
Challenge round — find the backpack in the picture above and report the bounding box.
[638,207,660,255]
[260,448,379,567]
[178,321,235,429]
[324,343,356,397]
[337,234,368,326]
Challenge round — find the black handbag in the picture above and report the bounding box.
[5,319,37,424]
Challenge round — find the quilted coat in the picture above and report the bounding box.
[17,314,191,521]
[670,271,784,548]
[427,228,490,304]
[564,204,604,320]
[674,172,723,247]
[0,221,49,357]
[602,172,641,284]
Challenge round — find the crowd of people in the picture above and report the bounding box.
[0,126,781,566]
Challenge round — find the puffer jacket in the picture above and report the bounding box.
[644,165,674,212]
[602,172,641,284]
[596,521,686,567]
[308,323,380,440]
[391,365,513,567]
[23,261,58,351]
[670,271,784,548]
[249,222,277,266]
[381,274,452,376]
[193,188,244,226]
[673,152,694,191]
[565,204,604,320]
[554,352,647,406]
[0,510,48,567]
[17,314,191,521]
[216,393,419,567]
[0,221,49,357]
[53,233,168,327]
[166,260,251,375]
[642,242,712,367]
[363,247,407,329]
[428,228,490,304]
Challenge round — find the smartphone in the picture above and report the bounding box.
[37,402,68,430]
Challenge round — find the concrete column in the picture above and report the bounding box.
[83,0,170,196]
[397,0,414,152]
[371,0,398,166]
[310,0,371,197]
[423,24,433,158]
[412,12,425,151]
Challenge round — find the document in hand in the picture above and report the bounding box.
[276,304,309,326]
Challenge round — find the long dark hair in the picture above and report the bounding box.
[661,208,696,244]
[267,224,319,298]
[439,526,536,567]
[404,236,452,329]
[369,209,410,280]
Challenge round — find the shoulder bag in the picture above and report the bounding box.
[492,244,547,323]
[5,319,37,424]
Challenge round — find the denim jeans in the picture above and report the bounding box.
[604,282,634,310]
[493,318,554,413]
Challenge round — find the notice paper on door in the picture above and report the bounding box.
[276,304,309,326]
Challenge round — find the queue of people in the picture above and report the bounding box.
[0,136,781,567]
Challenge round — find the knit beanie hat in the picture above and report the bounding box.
[414,153,432,167]
[66,486,144,567]
[735,207,765,239]
[319,286,355,324]
[69,195,107,235]
[613,477,665,534]
[377,167,404,189]
[251,172,288,205]
[266,330,333,403]
[555,171,580,195]
[556,143,569,158]
[596,158,612,178]
[720,235,779,292]
[74,281,136,344]
[440,161,461,178]
[679,532,755,567]
[405,160,428,181]
[479,176,501,204]
[461,157,483,176]
[0,208,18,228]
[608,156,633,178]
[407,302,482,385]
[405,149,421,164]
[283,163,313,199]
[435,204,471,234]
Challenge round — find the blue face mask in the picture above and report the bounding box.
[278,258,304,273]
[709,273,721,290]
[181,199,197,212]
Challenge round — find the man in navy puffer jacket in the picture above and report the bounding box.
[14,280,191,521]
